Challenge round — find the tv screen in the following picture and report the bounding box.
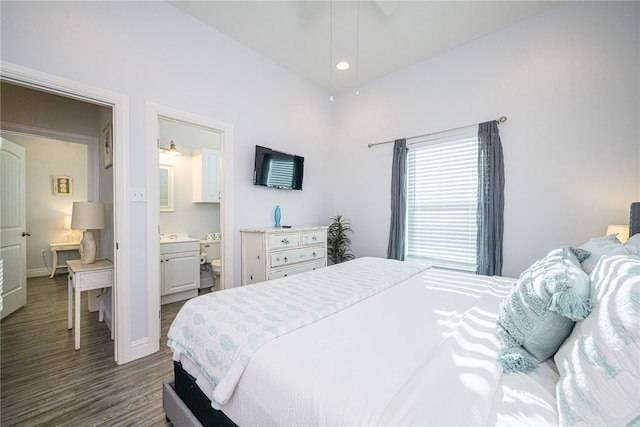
[253,145,304,190]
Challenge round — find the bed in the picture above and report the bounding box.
[163,203,640,426]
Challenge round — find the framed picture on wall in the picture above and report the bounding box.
[103,122,113,168]
[53,175,72,196]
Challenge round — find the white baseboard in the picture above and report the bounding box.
[27,268,52,278]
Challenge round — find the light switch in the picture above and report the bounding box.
[130,188,146,202]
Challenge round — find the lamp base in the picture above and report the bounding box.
[80,230,97,264]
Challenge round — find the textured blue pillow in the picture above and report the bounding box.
[496,247,593,373]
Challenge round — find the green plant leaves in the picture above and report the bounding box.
[327,214,355,264]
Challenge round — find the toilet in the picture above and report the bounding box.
[199,239,221,289]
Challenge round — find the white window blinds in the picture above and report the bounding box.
[406,127,479,272]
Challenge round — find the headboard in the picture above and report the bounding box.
[630,202,640,237]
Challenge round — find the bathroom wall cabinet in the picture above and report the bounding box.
[240,226,327,285]
[192,148,220,203]
[160,240,200,304]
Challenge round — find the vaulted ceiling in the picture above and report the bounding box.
[169,1,562,94]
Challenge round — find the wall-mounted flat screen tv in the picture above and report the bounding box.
[253,145,304,190]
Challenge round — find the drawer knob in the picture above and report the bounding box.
[284,257,288,262]
[312,252,316,257]
[312,236,317,241]
[281,238,289,244]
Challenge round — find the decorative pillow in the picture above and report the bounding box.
[554,254,640,426]
[496,247,592,374]
[624,233,640,256]
[579,234,629,274]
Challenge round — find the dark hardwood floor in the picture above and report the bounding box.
[1,274,189,426]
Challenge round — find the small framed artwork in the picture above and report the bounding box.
[53,175,72,196]
[103,122,113,169]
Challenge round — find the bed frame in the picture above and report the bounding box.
[163,202,640,426]
[163,361,237,427]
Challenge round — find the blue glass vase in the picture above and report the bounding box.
[274,205,281,228]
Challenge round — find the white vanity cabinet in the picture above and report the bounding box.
[192,148,220,203]
[160,239,200,304]
[240,226,327,285]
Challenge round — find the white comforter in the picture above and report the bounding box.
[168,257,427,408]
[173,258,519,425]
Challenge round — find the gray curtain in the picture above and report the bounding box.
[387,139,408,260]
[476,121,504,276]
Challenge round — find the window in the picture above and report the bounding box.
[406,127,479,271]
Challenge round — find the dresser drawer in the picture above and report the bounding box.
[268,259,326,280]
[301,231,325,246]
[268,233,300,250]
[270,247,325,268]
[75,269,113,288]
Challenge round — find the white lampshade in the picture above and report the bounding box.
[606,224,629,243]
[71,202,105,264]
[71,202,105,231]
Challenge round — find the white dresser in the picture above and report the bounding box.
[240,226,327,285]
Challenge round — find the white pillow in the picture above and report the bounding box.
[624,233,640,256]
[578,234,630,274]
[554,254,640,426]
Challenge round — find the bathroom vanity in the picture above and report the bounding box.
[160,235,200,304]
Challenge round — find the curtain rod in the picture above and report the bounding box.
[367,116,507,148]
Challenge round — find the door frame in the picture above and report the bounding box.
[0,61,135,364]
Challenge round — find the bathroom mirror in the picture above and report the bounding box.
[159,164,174,212]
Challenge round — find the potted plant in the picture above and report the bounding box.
[327,214,355,264]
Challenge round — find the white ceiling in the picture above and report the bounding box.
[168,1,562,94]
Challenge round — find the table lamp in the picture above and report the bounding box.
[71,202,105,264]
[606,224,629,244]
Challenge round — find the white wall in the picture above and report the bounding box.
[331,1,640,277]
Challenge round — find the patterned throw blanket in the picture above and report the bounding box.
[167,257,428,408]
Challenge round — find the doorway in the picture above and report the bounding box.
[146,103,235,342]
[158,118,222,292]
[0,64,132,363]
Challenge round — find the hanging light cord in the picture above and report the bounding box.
[329,1,334,101]
[356,0,360,95]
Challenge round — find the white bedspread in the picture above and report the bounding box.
[216,266,516,426]
[168,257,427,408]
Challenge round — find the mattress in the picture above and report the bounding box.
[171,261,559,425]
[177,355,559,426]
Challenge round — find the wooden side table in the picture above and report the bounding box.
[50,241,81,278]
[67,259,113,350]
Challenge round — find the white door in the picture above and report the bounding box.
[1,137,27,319]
